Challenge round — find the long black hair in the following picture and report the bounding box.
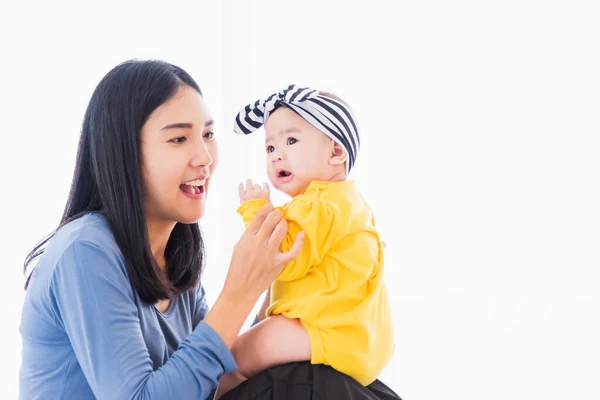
[24,60,205,303]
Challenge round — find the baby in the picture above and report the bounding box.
[216,85,394,397]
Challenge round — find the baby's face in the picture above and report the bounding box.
[264,107,333,197]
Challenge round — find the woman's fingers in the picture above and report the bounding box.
[256,209,283,238]
[268,219,305,262]
[267,218,288,248]
[279,231,304,265]
[227,207,303,300]
[246,203,274,234]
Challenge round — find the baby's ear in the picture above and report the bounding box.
[329,140,347,166]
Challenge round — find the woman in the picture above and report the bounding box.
[19,60,401,399]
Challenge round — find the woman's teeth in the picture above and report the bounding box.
[184,179,204,186]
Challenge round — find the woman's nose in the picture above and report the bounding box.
[191,141,213,168]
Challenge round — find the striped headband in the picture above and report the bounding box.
[233,84,360,173]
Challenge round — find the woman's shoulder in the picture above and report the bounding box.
[24,213,131,327]
[52,213,122,262]
[28,213,125,288]
[56,212,114,244]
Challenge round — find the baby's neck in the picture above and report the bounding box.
[287,167,347,197]
[321,166,346,183]
[298,169,346,194]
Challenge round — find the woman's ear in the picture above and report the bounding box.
[328,140,348,167]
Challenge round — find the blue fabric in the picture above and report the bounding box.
[20,213,236,399]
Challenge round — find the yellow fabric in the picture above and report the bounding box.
[237,181,394,385]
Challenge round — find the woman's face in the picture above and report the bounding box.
[140,85,219,226]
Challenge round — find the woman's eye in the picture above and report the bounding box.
[204,131,214,140]
[287,137,298,145]
[266,145,275,153]
[169,137,187,144]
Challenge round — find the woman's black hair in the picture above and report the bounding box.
[24,60,205,303]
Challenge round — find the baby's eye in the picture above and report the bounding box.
[266,145,275,153]
[169,137,187,144]
[287,137,298,145]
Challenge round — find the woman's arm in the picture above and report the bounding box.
[52,205,303,399]
[52,241,236,400]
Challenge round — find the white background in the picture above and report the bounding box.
[1,1,599,399]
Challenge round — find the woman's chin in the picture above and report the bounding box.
[177,209,205,225]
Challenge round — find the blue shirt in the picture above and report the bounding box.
[19,213,237,399]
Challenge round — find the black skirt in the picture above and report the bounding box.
[217,361,402,400]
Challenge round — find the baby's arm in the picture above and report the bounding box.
[215,316,311,398]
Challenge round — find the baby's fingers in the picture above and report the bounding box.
[246,179,254,193]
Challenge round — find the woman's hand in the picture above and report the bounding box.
[226,203,303,299]
[204,204,304,348]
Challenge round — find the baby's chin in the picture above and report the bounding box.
[275,185,298,198]
[286,183,311,197]
[270,180,305,198]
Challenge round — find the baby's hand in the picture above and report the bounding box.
[239,179,271,205]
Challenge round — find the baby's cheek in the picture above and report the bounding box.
[266,171,276,186]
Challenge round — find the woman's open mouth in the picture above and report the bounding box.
[180,179,206,197]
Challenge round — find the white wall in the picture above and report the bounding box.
[1,1,599,399]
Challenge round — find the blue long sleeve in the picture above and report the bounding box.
[20,214,236,400]
[54,241,234,399]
